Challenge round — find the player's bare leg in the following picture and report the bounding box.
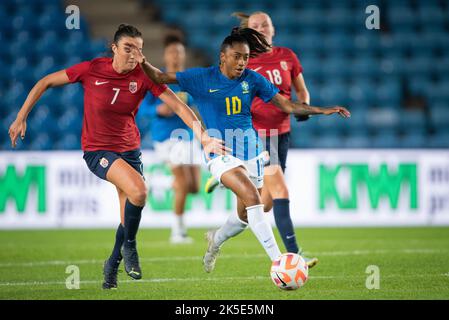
[220,167,281,261]
[203,166,281,272]
[170,165,199,244]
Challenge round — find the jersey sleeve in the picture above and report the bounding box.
[65,61,91,83]
[176,68,205,97]
[144,78,168,97]
[253,71,280,103]
[290,50,303,78]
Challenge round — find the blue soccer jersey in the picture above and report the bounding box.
[176,66,279,160]
[139,83,194,143]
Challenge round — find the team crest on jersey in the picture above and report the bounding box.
[241,81,249,94]
[99,157,109,168]
[280,61,288,71]
[129,81,138,93]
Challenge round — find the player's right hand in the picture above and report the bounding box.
[8,118,27,148]
[202,136,231,160]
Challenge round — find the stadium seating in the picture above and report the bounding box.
[3,0,449,149]
[148,0,449,149]
[1,0,106,151]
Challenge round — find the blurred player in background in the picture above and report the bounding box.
[8,24,226,289]
[133,27,350,273]
[139,34,201,244]
[206,11,319,267]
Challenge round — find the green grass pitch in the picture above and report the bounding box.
[0,227,448,300]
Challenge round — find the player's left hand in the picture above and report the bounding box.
[322,106,351,118]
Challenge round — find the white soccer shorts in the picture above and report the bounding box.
[206,153,266,189]
[154,139,202,166]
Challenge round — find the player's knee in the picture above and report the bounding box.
[271,184,289,199]
[129,185,148,206]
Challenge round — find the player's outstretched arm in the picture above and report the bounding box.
[270,93,351,118]
[8,70,71,148]
[133,48,177,84]
[158,88,231,159]
[292,73,311,122]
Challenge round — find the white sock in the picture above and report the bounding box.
[247,204,282,261]
[172,214,185,236]
[214,210,248,247]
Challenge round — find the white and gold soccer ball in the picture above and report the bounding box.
[270,253,309,290]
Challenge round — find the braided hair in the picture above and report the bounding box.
[220,27,271,58]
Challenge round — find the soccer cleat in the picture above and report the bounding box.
[302,255,319,269]
[121,244,142,280]
[203,230,221,273]
[170,234,194,244]
[102,258,120,289]
[204,176,220,194]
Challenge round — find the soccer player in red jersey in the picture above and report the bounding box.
[8,24,227,289]
[233,12,319,267]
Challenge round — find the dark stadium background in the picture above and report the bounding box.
[1,0,448,151]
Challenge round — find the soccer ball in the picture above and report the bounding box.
[270,253,309,290]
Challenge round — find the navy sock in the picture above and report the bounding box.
[109,224,124,266]
[273,199,299,253]
[124,199,143,249]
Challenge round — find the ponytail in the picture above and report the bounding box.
[220,27,271,58]
[232,12,250,28]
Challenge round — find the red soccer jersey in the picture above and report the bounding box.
[247,47,303,136]
[65,57,167,152]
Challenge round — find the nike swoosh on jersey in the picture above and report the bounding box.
[252,66,262,72]
[209,89,220,93]
[95,80,109,85]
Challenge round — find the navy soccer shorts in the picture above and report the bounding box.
[83,149,143,181]
[260,132,290,173]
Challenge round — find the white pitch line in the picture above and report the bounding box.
[1,274,447,288]
[0,277,266,287]
[0,248,447,268]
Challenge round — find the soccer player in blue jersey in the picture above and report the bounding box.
[139,35,201,244]
[134,28,350,272]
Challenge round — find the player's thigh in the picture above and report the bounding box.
[221,166,261,205]
[264,164,289,199]
[107,158,147,204]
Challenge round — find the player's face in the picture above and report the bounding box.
[164,43,186,71]
[248,13,275,45]
[220,42,250,79]
[112,36,144,71]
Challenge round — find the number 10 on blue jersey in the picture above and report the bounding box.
[226,96,242,115]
